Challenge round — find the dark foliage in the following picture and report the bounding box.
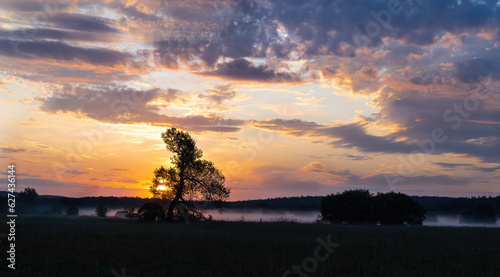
[124,207,138,219]
[460,203,497,224]
[19,187,38,208]
[50,204,63,215]
[95,204,108,217]
[138,202,166,222]
[320,189,375,224]
[150,128,230,221]
[321,190,426,225]
[224,196,322,211]
[66,206,79,216]
[374,192,426,225]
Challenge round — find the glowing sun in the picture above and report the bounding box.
[157,185,168,191]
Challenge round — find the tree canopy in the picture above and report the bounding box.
[320,189,375,224]
[149,128,230,221]
[19,187,38,208]
[66,206,79,216]
[95,204,108,217]
[138,202,166,222]
[373,192,426,225]
[320,190,426,225]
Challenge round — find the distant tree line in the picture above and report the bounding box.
[415,195,500,215]
[0,188,498,224]
[458,203,497,224]
[224,196,322,211]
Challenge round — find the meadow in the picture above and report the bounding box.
[0,215,499,277]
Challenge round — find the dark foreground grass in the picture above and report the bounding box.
[0,215,499,277]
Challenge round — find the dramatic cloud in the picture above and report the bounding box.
[0,28,120,42]
[149,0,500,63]
[432,162,500,173]
[152,13,271,69]
[253,161,472,194]
[19,177,80,188]
[49,13,120,33]
[39,85,244,132]
[197,85,238,105]
[0,1,74,12]
[432,162,474,169]
[3,0,500,198]
[252,112,500,164]
[199,59,303,82]
[0,40,131,67]
[455,58,500,83]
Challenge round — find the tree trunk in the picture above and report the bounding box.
[166,166,185,221]
[166,191,181,221]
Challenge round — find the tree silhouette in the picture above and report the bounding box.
[66,206,79,216]
[321,190,426,225]
[138,202,166,221]
[373,192,426,225]
[19,187,38,209]
[150,128,230,221]
[320,189,375,224]
[124,207,138,219]
[95,204,108,217]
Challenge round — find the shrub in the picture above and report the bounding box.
[66,206,79,216]
[95,204,108,217]
[138,202,166,222]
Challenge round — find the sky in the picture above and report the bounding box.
[1,0,499,200]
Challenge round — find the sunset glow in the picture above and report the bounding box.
[1,0,499,201]
[157,185,168,191]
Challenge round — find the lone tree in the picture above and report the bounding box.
[150,128,230,221]
[95,204,108,217]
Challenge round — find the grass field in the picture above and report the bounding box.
[0,215,499,276]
